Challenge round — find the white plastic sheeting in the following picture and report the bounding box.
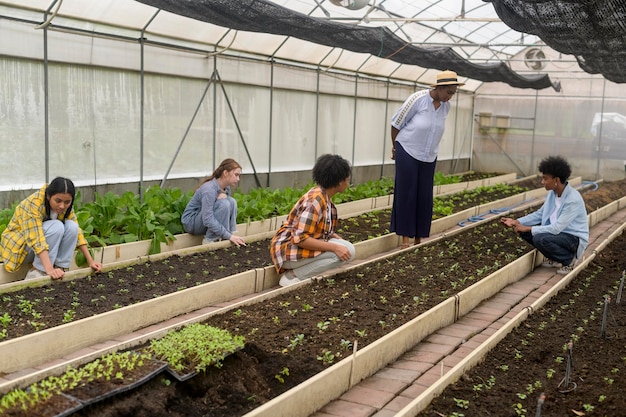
[0,1,479,192]
[0,0,546,89]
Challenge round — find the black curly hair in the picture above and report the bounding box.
[538,156,571,183]
[312,154,351,189]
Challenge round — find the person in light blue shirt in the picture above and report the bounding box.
[181,158,246,246]
[501,155,589,275]
[390,70,464,248]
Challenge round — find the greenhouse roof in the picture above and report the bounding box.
[2,1,624,91]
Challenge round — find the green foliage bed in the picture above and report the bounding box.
[0,173,502,258]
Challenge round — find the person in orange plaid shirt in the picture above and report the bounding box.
[270,154,355,287]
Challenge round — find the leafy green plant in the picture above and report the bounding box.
[149,323,245,373]
[274,367,290,383]
[0,350,153,415]
[453,397,469,409]
[317,350,335,364]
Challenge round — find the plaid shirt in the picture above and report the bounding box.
[0,184,87,272]
[270,187,337,273]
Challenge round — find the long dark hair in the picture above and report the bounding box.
[45,177,76,221]
[196,158,242,190]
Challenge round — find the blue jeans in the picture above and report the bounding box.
[25,220,79,270]
[185,197,238,242]
[518,231,579,266]
[282,238,355,280]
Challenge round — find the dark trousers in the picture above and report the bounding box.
[390,142,436,238]
[518,231,579,266]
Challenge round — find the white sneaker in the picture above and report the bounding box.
[25,268,47,280]
[557,260,577,275]
[279,273,301,287]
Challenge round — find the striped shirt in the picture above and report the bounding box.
[391,89,450,162]
[270,187,337,273]
[0,184,87,272]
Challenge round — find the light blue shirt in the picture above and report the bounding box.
[391,89,450,163]
[517,182,589,259]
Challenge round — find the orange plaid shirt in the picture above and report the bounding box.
[270,187,337,273]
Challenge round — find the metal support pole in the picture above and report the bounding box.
[595,79,607,181]
[380,81,390,179]
[351,75,358,174]
[214,71,262,187]
[268,60,274,187]
[160,74,216,188]
[530,89,539,175]
[315,69,321,164]
[138,10,159,201]
[41,3,55,182]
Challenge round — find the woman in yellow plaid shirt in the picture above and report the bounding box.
[0,177,102,280]
[270,154,355,287]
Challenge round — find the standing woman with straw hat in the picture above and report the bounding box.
[389,70,465,248]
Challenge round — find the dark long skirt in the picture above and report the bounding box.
[390,142,436,238]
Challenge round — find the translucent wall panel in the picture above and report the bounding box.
[315,94,355,160]
[0,59,46,190]
[0,25,474,194]
[269,89,318,171]
[473,47,626,180]
[213,84,272,174]
[353,98,390,166]
[47,65,142,185]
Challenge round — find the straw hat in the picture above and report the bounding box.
[431,70,465,87]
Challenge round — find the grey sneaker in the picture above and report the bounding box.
[279,273,301,287]
[541,259,562,268]
[557,260,577,275]
[25,268,47,280]
[202,237,223,245]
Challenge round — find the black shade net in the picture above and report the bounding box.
[136,0,560,91]
[488,0,626,83]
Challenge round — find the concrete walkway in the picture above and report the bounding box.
[310,207,626,417]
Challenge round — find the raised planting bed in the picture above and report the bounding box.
[0,324,245,417]
[64,203,626,417]
[417,220,626,416]
[0,178,620,389]
[0,182,561,381]
[0,173,519,285]
[3,192,622,416]
[4,218,536,417]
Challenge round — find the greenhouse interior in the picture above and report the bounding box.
[2,1,626,417]
[2,0,626,204]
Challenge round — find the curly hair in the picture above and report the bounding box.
[538,156,571,183]
[312,154,351,189]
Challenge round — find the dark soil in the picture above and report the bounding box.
[0,182,532,342]
[1,178,625,417]
[68,219,531,417]
[422,228,626,417]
